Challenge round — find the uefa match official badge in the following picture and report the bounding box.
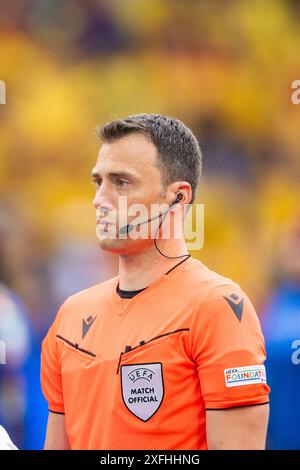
[121,362,164,421]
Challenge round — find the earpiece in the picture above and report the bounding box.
[173,193,183,205]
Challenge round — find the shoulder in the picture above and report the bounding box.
[49,275,118,330]
[186,257,244,306]
[186,258,260,331]
[65,275,118,306]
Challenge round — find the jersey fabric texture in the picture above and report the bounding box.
[41,256,270,450]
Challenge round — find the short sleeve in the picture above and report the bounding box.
[188,285,270,409]
[41,303,66,414]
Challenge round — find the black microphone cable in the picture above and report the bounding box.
[153,201,191,261]
[119,195,191,261]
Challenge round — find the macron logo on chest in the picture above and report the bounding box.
[82,315,97,339]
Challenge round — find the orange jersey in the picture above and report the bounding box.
[41,256,270,450]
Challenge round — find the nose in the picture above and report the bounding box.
[93,188,115,217]
[93,190,101,210]
[93,185,107,210]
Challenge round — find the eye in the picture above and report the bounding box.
[92,179,102,189]
[116,178,129,187]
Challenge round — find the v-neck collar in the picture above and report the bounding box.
[116,284,148,299]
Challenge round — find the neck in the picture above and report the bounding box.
[118,239,189,290]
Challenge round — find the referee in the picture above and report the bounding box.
[41,114,270,450]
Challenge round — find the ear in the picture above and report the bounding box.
[170,182,193,205]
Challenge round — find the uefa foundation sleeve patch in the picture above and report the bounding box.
[224,365,267,387]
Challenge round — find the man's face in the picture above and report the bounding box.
[92,133,167,254]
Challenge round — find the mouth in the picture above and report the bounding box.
[96,220,115,226]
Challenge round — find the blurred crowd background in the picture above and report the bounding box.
[0,0,299,450]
